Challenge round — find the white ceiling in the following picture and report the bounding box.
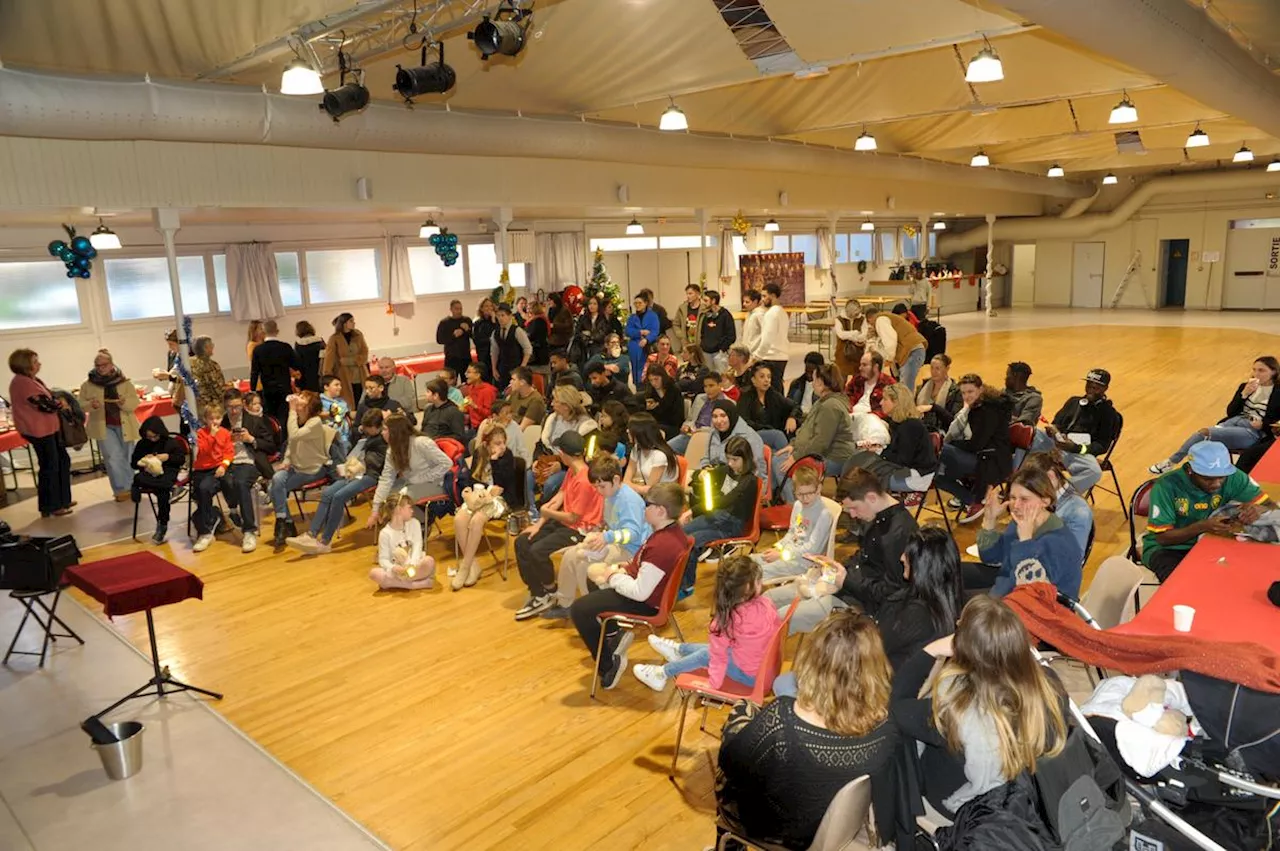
[0,0,1278,183]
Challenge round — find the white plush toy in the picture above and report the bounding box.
[137,455,164,476]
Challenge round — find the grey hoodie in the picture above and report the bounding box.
[1007,385,1043,426]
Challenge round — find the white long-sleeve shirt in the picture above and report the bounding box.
[872,315,898,364]
[741,306,766,358]
[755,304,790,361]
[378,518,423,571]
[606,559,665,601]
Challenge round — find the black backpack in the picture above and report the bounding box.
[1033,726,1130,851]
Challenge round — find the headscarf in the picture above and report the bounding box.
[712,398,739,435]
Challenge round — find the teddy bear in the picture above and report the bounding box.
[137,455,164,476]
[587,562,616,587]
[338,457,365,480]
[1121,674,1188,737]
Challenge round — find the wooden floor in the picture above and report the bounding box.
[70,323,1280,851]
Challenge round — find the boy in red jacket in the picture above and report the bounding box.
[191,402,235,552]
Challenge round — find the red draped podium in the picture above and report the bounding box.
[66,552,203,618]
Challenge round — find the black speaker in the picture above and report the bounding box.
[0,534,81,591]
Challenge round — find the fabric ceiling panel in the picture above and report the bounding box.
[954,32,1157,106]
[0,0,353,78]
[1181,0,1280,69]
[1067,87,1221,134]
[760,0,1020,63]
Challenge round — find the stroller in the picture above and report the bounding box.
[1009,585,1280,851]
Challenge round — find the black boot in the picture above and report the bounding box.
[273,517,290,548]
[151,522,167,545]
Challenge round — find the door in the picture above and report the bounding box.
[1071,242,1105,308]
[1011,244,1036,307]
[1162,239,1188,307]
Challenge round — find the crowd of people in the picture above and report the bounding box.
[6,285,1278,850]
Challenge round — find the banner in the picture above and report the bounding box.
[739,252,805,305]
[1268,235,1280,277]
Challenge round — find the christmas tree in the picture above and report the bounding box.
[584,247,625,314]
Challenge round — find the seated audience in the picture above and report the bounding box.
[773,363,855,500]
[220,388,276,553]
[701,399,767,488]
[668,372,727,454]
[716,611,898,849]
[1003,361,1043,426]
[969,467,1084,599]
[584,361,630,413]
[568,482,688,689]
[474,398,528,464]
[935,373,1013,523]
[582,333,631,388]
[723,344,755,397]
[843,383,937,494]
[1018,450,1093,555]
[739,363,798,453]
[1030,367,1118,493]
[131,415,188,545]
[1236,426,1277,474]
[596,400,630,457]
[419,377,466,441]
[1142,440,1270,581]
[366,412,452,527]
[452,421,524,591]
[191,402,235,553]
[269,392,337,549]
[437,368,465,407]
[915,354,962,433]
[752,466,832,582]
[221,386,277,482]
[546,349,583,400]
[845,350,895,416]
[680,436,759,596]
[676,344,709,397]
[514,431,605,620]
[376,356,417,412]
[641,368,684,439]
[506,367,547,428]
[766,468,917,632]
[319,374,353,460]
[368,489,436,591]
[527,385,598,512]
[460,363,497,440]
[786,351,825,418]
[643,335,680,383]
[892,596,1066,818]
[288,409,386,555]
[623,413,679,497]
[633,555,776,692]
[1150,355,1280,474]
[542,454,650,619]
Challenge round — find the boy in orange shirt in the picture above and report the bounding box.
[191,402,235,552]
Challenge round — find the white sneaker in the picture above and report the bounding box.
[946,496,963,509]
[1148,459,1174,474]
[632,663,669,692]
[241,532,258,553]
[447,566,459,577]
[648,634,683,664]
[192,534,214,553]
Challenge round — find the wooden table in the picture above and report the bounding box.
[1252,439,1280,501]
[1110,535,1280,655]
[806,318,835,357]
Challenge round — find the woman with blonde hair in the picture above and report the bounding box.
[894,595,1067,818]
[716,611,898,849]
[527,384,597,511]
[453,421,524,591]
[245,320,265,386]
[839,382,936,494]
[81,348,140,501]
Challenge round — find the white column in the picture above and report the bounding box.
[696,208,709,284]
[495,206,513,274]
[985,213,998,318]
[153,208,186,365]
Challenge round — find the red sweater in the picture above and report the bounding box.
[8,375,61,438]
[194,426,235,472]
[461,381,497,429]
[624,523,690,608]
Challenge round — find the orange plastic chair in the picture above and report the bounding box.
[694,479,762,565]
[669,596,800,778]
[589,534,694,700]
[291,474,333,520]
[676,454,689,486]
[760,444,773,504]
[759,449,823,539]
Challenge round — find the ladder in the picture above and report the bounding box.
[1108,251,1148,308]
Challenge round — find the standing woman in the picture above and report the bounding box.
[514,295,531,327]
[549,297,575,351]
[574,295,608,363]
[322,312,369,408]
[294,320,326,393]
[189,335,228,419]
[245,320,265,389]
[8,349,73,517]
[525,301,551,367]
[80,349,140,502]
[473,298,498,383]
[625,292,660,384]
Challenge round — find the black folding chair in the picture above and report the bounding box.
[4,585,84,667]
[1085,411,1127,521]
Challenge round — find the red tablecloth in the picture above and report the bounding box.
[135,398,177,420]
[1112,535,1280,655]
[1253,439,1280,488]
[0,429,26,453]
[374,353,445,378]
[65,551,204,618]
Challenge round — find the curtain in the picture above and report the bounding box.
[534,232,586,292]
[386,236,416,317]
[718,227,737,280]
[226,243,283,320]
[816,227,838,295]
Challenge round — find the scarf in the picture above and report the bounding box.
[87,367,126,401]
[712,398,739,435]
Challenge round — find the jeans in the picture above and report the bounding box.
[764,583,848,635]
[270,468,330,520]
[26,432,72,515]
[220,463,261,532]
[1030,428,1102,492]
[935,443,979,506]
[663,643,755,686]
[99,424,135,494]
[682,511,745,590]
[1170,415,1262,462]
[191,469,223,536]
[757,429,790,452]
[525,467,566,513]
[898,345,926,397]
[310,475,376,542]
[328,436,349,467]
[776,454,846,503]
[667,433,691,455]
[773,671,798,697]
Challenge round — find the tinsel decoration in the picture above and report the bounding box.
[489,268,516,306]
[47,224,97,278]
[583,247,626,316]
[429,228,460,266]
[903,224,918,238]
[730,211,750,236]
[168,316,202,434]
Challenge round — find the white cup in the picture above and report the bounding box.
[1172,604,1196,633]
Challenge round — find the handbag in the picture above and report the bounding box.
[59,408,88,450]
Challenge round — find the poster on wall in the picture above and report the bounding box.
[739,252,805,305]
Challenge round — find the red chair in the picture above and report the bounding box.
[265,416,283,464]
[760,444,773,504]
[676,454,689,486]
[291,475,333,520]
[669,597,800,778]
[759,449,821,541]
[590,534,694,700]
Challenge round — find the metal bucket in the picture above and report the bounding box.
[92,721,144,780]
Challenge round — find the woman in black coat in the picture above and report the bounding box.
[641,369,685,440]
[843,384,938,493]
[936,378,1012,515]
[738,362,797,453]
[573,296,610,364]
[131,415,189,544]
[472,299,498,383]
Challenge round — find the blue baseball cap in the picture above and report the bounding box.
[1187,441,1236,477]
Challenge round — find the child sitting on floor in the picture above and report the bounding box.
[369,490,437,590]
[752,466,833,582]
[632,556,778,692]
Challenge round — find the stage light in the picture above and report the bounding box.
[89,220,121,250]
[933,221,947,231]
[626,219,644,235]
[281,59,324,95]
[319,43,369,122]
[764,219,779,232]
[1047,163,1065,178]
[1103,173,1118,185]
[854,130,877,151]
[419,219,441,238]
[468,0,532,61]
[970,150,990,168]
[860,220,874,232]
[965,41,1004,83]
[1268,160,1280,172]
[1109,92,1138,125]
[394,40,456,101]
[1233,145,1254,163]
[659,99,688,132]
[1185,125,1210,148]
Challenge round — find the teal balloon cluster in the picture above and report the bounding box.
[429,229,460,266]
[48,233,97,278]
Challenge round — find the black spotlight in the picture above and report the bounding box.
[319,39,370,122]
[393,40,456,102]
[468,0,532,61]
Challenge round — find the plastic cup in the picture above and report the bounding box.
[1172,605,1195,633]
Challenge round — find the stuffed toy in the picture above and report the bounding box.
[1121,674,1188,737]
[339,457,365,480]
[1081,674,1196,777]
[137,455,164,476]
[587,562,614,587]
[462,483,495,513]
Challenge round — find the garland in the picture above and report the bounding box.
[168,315,202,434]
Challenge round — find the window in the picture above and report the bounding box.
[790,234,818,265]
[832,233,849,262]
[658,235,717,249]
[878,231,898,263]
[928,232,938,258]
[762,234,789,254]
[103,256,211,320]
[1231,218,1280,229]
[901,228,921,261]
[408,246,465,295]
[0,261,81,330]
[304,248,381,305]
[843,233,874,261]
[589,237,658,252]
[274,252,304,307]
[465,243,527,292]
[211,255,231,313]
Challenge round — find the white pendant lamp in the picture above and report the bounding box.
[860,220,875,232]
[281,59,324,95]
[965,42,1004,83]
[970,150,990,168]
[1046,164,1065,178]
[1102,173,1119,185]
[419,219,440,238]
[1109,92,1138,125]
[932,221,946,231]
[764,219,780,232]
[1185,125,1210,148]
[659,99,688,131]
[854,130,877,151]
[626,218,644,235]
[1233,145,1254,163]
[89,220,122,250]
[1268,160,1280,173]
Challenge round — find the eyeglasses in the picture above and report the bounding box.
[794,489,819,499]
